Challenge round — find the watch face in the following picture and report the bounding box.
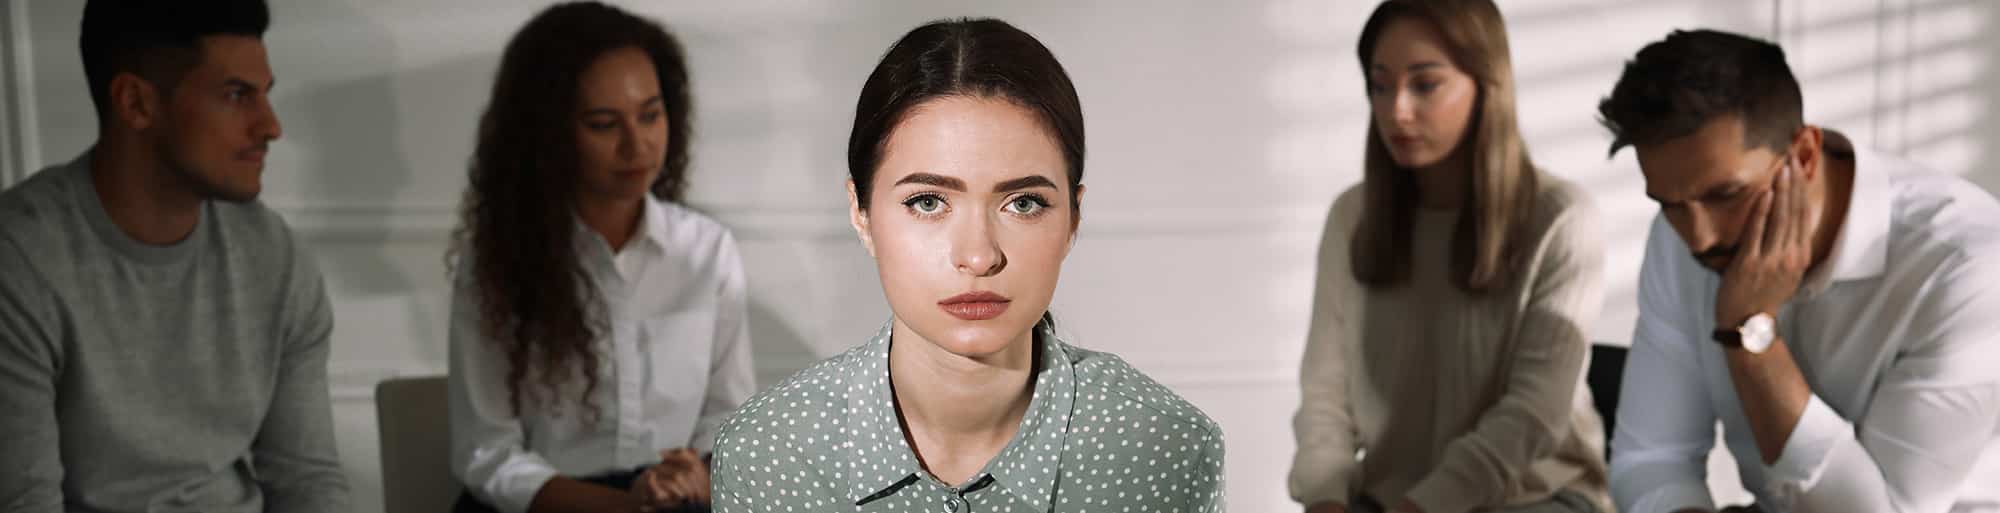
[1741,313,1776,354]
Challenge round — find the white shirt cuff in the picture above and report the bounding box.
[1765,394,1847,496]
[477,456,562,513]
[1629,480,1715,513]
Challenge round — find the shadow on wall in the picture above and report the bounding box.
[687,1,906,386]
[747,299,814,386]
[1802,0,1998,191]
[265,3,411,511]
[297,52,498,366]
[276,4,504,367]
[1968,0,1997,193]
[671,11,849,209]
[272,1,412,283]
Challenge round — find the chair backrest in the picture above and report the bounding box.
[375,376,458,513]
[1586,344,1629,460]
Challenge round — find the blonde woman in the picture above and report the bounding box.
[1289,1,1611,513]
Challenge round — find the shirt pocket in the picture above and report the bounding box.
[640,306,717,418]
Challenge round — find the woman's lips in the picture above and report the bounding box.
[939,291,1010,321]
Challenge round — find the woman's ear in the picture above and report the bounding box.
[847,180,877,258]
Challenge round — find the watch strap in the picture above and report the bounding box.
[1712,328,1744,348]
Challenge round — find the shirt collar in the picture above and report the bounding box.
[843,320,1077,510]
[572,194,672,256]
[1801,147,1893,297]
[636,193,671,251]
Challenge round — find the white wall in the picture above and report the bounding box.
[3,1,1996,511]
[0,0,30,185]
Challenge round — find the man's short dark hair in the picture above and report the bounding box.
[79,0,270,119]
[1598,29,1803,157]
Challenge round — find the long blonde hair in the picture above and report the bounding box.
[1350,0,1539,294]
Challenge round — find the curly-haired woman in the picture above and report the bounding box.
[444,4,751,513]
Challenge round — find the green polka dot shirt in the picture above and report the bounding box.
[711,322,1226,512]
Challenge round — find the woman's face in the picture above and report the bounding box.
[849,96,1079,359]
[1368,16,1479,169]
[574,46,667,203]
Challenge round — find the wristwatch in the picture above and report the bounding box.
[1713,312,1776,354]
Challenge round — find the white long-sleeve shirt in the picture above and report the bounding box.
[448,195,756,513]
[1610,147,2000,513]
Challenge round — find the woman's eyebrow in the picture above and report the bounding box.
[893,172,966,191]
[993,175,1057,193]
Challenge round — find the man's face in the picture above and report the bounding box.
[152,35,281,203]
[1636,115,1792,273]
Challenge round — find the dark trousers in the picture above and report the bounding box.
[1349,490,1599,513]
[451,467,710,513]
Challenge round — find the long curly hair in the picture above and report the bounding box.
[449,1,693,421]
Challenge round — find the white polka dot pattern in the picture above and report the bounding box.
[710,321,1227,512]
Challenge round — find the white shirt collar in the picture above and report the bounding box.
[573,194,673,254]
[1801,147,1893,297]
[633,193,672,253]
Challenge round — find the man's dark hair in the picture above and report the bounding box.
[80,0,270,119]
[1598,29,1803,156]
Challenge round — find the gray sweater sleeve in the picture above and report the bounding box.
[251,233,350,513]
[0,236,64,512]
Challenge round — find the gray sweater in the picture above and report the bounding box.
[0,152,348,513]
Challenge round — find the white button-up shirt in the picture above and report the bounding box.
[1609,147,2000,513]
[448,195,756,513]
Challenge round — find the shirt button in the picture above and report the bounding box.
[1768,481,1801,508]
[943,495,967,513]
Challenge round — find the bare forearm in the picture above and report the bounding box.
[1706,160,1819,466]
[528,476,644,513]
[1722,338,1813,465]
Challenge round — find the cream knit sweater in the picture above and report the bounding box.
[1289,175,1613,513]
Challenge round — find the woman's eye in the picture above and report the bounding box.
[904,194,945,214]
[1006,195,1050,215]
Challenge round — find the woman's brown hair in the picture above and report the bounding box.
[448,1,693,421]
[1350,0,1539,293]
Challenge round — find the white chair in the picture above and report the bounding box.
[375,376,458,513]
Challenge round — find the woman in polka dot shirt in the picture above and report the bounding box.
[709,17,1227,513]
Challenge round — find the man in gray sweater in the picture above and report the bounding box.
[0,1,349,512]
